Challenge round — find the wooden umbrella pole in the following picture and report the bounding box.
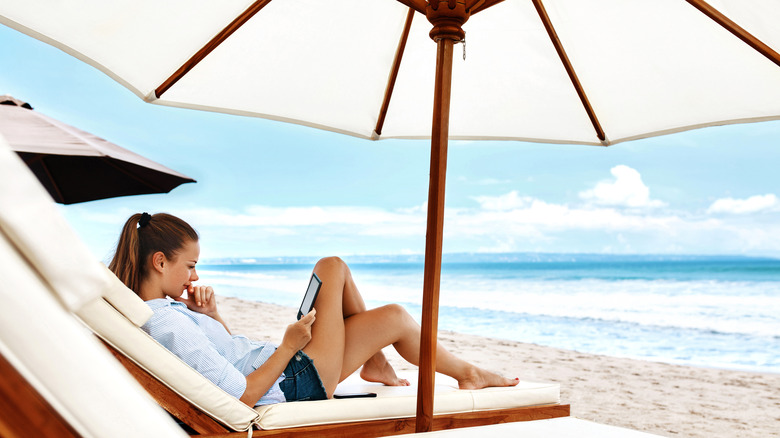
[416,36,452,434]
[416,1,469,433]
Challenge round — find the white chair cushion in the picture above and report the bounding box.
[254,372,560,430]
[76,297,260,431]
[0,142,106,311]
[98,265,153,327]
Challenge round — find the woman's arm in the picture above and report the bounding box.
[240,310,317,406]
[143,307,249,400]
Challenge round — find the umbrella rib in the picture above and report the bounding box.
[155,0,274,98]
[468,0,506,15]
[102,158,168,192]
[374,8,415,138]
[19,153,43,166]
[38,159,66,203]
[532,0,606,144]
[394,0,426,14]
[685,0,780,68]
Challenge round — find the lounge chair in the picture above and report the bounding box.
[75,265,569,436]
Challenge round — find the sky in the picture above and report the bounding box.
[2,24,780,263]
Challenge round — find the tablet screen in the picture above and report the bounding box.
[298,273,322,319]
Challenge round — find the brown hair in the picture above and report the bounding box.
[109,213,199,294]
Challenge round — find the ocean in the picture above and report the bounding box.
[199,253,780,374]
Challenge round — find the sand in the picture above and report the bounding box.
[217,296,780,438]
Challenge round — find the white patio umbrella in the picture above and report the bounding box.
[2,0,779,431]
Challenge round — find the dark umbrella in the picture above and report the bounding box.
[0,95,195,204]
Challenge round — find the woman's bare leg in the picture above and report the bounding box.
[303,257,517,396]
[339,304,518,390]
[334,259,409,387]
[303,257,405,396]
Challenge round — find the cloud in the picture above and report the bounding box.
[579,165,666,208]
[453,195,692,237]
[64,165,780,258]
[707,194,778,214]
[177,205,422,229]
[472,191,531,211]
[154,193,777,253]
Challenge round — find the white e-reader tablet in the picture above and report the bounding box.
[297,273,322,320]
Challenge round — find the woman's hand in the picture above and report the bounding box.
[241,312,316,406]
[280,310,316,353]
[175,285,234,333]
[175,285,218,318]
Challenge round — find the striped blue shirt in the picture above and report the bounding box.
[141,299,286,405]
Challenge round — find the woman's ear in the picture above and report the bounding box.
[151,251,166,273]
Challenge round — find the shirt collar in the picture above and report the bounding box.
[145,298,184,311]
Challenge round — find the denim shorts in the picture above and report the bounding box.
[278,350,328,402]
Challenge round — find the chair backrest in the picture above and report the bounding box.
[0,137,188,438]
[75,266,261,432]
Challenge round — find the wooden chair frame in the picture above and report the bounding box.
[0,352,81,438]
[104,342,570,437]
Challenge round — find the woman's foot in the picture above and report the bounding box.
[457,366,519,390]
[360,353,410,386]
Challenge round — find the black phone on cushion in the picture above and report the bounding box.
[333,392,377,399]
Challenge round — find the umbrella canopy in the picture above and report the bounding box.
[1,1,778,144]
[0,95,195,204]
[3,1,779,431]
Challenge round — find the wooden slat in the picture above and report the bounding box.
[101,341,230,435]
[532,0,606,143]
[685,0,780,68]
[0,352,81,438]
[155,0,274,98]
[374,8,415,138]
[196,404,571,437]
[430,404,570,430]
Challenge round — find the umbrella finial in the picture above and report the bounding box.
[426,0,470,42]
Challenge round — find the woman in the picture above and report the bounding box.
[110,212,518,407]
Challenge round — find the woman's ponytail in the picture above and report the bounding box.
[109,213,144,292]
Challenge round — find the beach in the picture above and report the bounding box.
[218,295,780,438]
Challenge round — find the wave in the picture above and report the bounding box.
[198,269,282,281]
[198,262,780,372]
[353,276,780,339]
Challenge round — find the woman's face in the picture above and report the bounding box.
[161,239,200,299]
